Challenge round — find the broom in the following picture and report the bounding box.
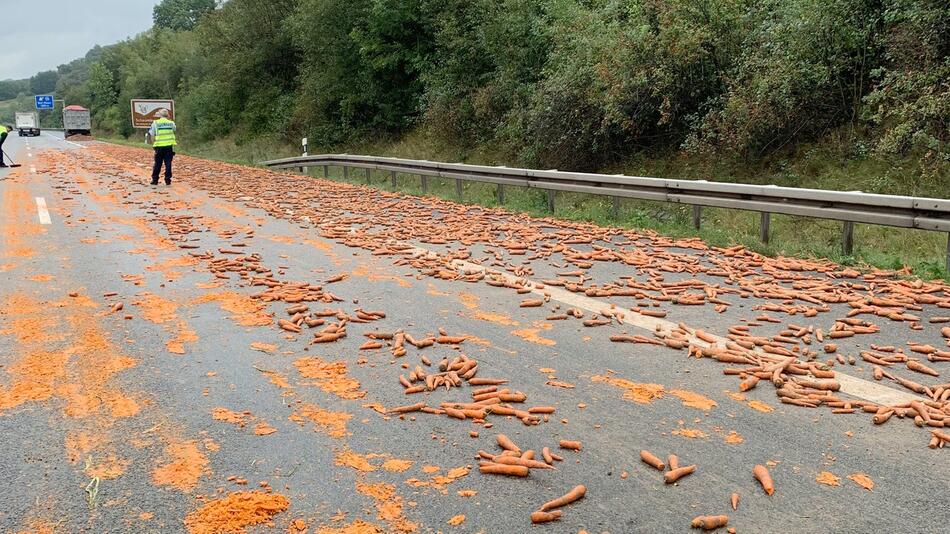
[1,149,22,168]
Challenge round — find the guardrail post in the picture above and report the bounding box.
[391,171,397,189]
[692,205,701,230]
[612,197,620,219]
[365,168,371,185]
[455,178,463,199]
[842,221,854,255]
[945,234,949,274]
[421,175,428,194]
[497,184,505,204]
[343,166,348,181]
[759,212,771,244]
[323,165,329,177]
[547,190,556,213]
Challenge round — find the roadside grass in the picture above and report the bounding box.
[98,131,949,282]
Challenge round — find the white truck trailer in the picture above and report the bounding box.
[62,105,91,137]
[15,112,40,137]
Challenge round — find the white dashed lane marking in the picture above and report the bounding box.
[35,197,52,225]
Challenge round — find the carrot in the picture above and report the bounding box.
[521,450,535,460]
[479,463,529,477]
[472,386,498,396]
[404,386,425,394]
[520,299,544,308]
[695,330,717,344]
[541,447,554,465]
[444,407,466,419]
[278,319,300,333]
[530,510,562,524]
[739,376,759,392]
[640,450,665,471]
[467,378,508,386]
[493,456,554,470]
[931,429,950,443]
[753,464,774,495]
[664,465,696,484]
[389,402,425,414]
[528,406,556,414]
[497,434,521,453]
[731,492,739,511]
[539,485,586,511]
[691,515,729,530]
[828,330,854,339]
[907,360,939,377]
[668,454,680,471]
[559,440,582,451]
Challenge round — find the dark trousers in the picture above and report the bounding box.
[0,133,7,165]
[152,146,175,183]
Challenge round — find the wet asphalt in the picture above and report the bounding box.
[0,133,947,534]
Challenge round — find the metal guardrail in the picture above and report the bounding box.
[262,153,950,270]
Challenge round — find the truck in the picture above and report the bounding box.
[15,112,40,137]
[62,105,91,138]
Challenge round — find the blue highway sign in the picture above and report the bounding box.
[35,95,54,110]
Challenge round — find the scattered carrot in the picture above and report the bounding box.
[667,454,679,470]
[493,456,554,470]
[559,440,582,451]
[389,402,425,414]
[730,492,739,511]
[479,463,529,477]
[640,450,665,471]
[753,464,775,495]
[691,515,729,530]
[530,510,562,524]
[664,465,696,484]
[539,485,586,511]
[468,378,508,386]
[496,434,521,453]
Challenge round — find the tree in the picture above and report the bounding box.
[30,70,58,95]
[0,79,28,100]
[88,62,117,111]
[154,0,217,31]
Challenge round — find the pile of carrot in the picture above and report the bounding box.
[478,434,565,479]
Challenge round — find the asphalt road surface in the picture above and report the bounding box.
[1,133,948,534]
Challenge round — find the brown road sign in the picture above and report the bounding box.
[131,99,175,128]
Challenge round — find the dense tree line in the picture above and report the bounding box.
[5,0,947,175]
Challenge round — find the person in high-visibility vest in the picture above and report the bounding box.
[148,109,177,185]
[0,124,9,168]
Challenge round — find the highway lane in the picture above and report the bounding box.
[0,134,948,533]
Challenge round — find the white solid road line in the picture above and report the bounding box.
[35,197,52,225]
[398,243,919,406]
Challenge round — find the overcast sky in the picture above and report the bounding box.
[1,0,158,80]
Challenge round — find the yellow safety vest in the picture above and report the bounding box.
[152,118,177,147]
[0,125,7,135]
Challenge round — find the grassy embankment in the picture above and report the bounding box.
[102,131,949,281]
